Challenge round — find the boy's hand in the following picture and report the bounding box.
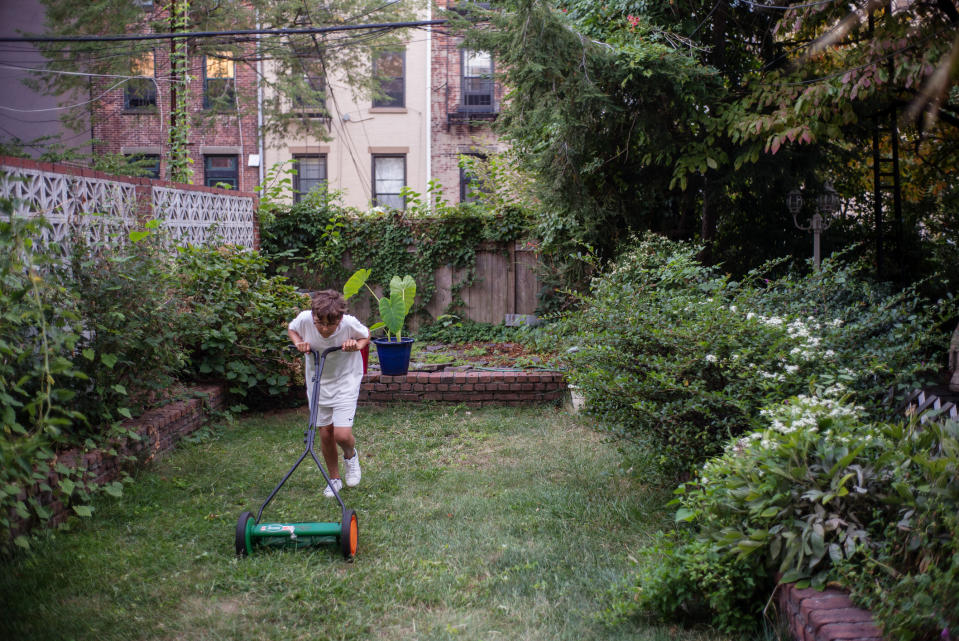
[342,339,359,352]
[294,341,311,353]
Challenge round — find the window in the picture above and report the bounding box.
[203,53,235,109]
[125,153,160,179]
[372,50,405,108]
[293,63,326,117]
[461,50,494,113]
[459,154,487,203]
[124,53,156,111]
[204,155,238,189]
[372,155,405,210]
[293,155,327,202]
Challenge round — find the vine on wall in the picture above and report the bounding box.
[258,184,532,325]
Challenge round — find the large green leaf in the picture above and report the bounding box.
[343,269,371,300]
[378,295,408,338]
[389,275,416,314]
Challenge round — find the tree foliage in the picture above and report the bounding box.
[30,0,422,166]
[457,0,959,285]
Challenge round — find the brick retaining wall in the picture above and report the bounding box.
[777,583,883,641]
[358,370,567,406]
[9,385,225,539]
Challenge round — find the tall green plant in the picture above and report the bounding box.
[344,268,416,340]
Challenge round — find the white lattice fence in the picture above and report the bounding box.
[1,161,258,251]
[153,187,255,248]
[0,165,139,250]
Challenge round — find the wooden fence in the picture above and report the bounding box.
[345,241,541,329]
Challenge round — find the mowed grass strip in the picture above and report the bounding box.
[1,405,733,641]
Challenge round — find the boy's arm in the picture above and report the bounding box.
[342,336,370,352]
[289,328,311,353]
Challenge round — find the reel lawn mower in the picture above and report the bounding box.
[235,346,358,560]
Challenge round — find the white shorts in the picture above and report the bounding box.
[313,405,356,428]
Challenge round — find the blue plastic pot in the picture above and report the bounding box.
[372,337,415,376]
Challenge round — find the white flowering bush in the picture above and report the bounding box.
[675,394,886,588]
[559,234,945,478]
[629,395,959,638]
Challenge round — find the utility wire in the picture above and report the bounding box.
[0,20,448,43]
[736,0,843,10]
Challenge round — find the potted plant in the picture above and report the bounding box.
[343,268,416,375]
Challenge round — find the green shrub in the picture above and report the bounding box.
[173,244,306,404]
[65,226,186,427]
[606,533,770,633]
[417,318,529,344]
[1,206,310,544]
[838,417,959,640]
[637,396,959,639]
[559,234,944,478]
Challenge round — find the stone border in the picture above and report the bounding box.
[777,583,883,641]
[8,385,225,539]
[358,370,567,406]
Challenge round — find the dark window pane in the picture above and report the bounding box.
[124,53,156,110]
[373,51,404,107]
[124,79,157,109]
[125,154,160,179]
[294,155,327,202]
[204,155,238,189]
[204,55,236,109]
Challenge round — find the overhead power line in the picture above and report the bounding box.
[0,20,448,43]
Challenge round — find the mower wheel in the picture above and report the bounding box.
[235,511,254,557]
[341,509,358,560]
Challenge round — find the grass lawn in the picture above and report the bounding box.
[1,405,737,641]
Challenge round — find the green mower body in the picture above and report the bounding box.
[234,347,359,561]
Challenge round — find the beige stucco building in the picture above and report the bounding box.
[261,22,432,210]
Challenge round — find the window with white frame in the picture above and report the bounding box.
[461,50,494,113]
[372,155,405,210]
[292,57,326,117]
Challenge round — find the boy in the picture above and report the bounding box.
[288,289,370,497]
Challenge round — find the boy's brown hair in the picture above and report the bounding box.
[311,289,347,322]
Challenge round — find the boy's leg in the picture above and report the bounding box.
[331,406,360,487]
[318,423,341,479]
[333,426,355,459]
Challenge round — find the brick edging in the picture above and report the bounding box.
[357,370,567,406]
[7,385,226,540]
[777,583,883,641]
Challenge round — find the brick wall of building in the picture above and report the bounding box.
[91,47,259,193]
[430,0,507,203]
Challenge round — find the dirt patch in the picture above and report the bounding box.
[409,341,556,370]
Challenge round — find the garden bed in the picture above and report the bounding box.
[360,341,567,406]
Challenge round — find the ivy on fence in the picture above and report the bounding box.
[257,182,532,324]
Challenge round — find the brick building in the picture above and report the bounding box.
[430,0,506,205]
[8,2,505,209]
[92,44,260,193]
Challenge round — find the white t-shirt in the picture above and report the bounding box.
[288,311,369,408]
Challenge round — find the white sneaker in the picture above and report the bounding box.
[323,478,343,498]
[343,451,362,487]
